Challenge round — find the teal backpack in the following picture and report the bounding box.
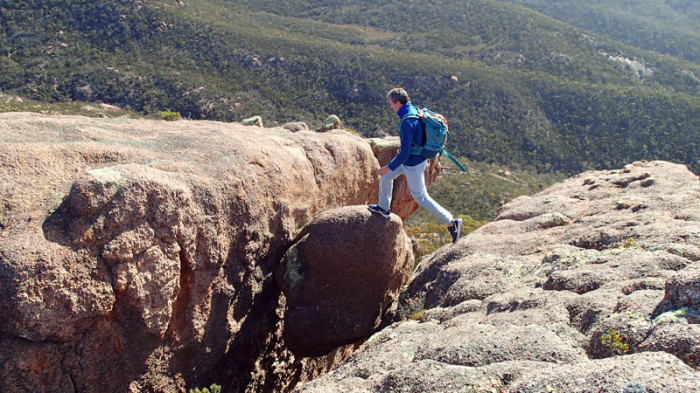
[401,108,466,172]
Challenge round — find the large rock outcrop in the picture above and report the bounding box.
[0,112,415,392]
[276,206,414,357]
[296,161,700,392]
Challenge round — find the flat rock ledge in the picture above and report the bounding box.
[296,160,700,393]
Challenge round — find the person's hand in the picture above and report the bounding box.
[378,166,390,177]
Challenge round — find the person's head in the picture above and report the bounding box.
[387,88,409,113]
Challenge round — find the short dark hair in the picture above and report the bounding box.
[387,88,410,105]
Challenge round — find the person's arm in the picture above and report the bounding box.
[387,119,413,171]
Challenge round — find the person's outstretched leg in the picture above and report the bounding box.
[404,161,462,243]
[403,161,452,224]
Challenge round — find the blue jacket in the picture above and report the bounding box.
[388,102,426,171]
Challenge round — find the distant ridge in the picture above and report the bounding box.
[499,0,700,64]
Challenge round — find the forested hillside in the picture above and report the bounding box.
[501,0,700,64]
[0,0,698,174]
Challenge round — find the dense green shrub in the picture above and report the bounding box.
[159,110,181,121]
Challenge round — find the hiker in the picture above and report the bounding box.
[368,87,462,243]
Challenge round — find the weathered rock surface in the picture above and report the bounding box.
[317,115,342,133]
[282,122,310,132]
[367,137,441,220]
[276,206,413,357]
[296,161,700,392]
[0,112,416,393]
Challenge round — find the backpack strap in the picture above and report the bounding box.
[442,150,467,172]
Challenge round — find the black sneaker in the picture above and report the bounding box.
[368,204,391,219]
[448,218,462,244]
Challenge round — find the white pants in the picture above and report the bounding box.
[379,160,453,225]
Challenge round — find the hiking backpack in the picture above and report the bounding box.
[402,108,466,172]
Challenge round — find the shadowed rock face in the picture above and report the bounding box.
[0,112,419,393]
[296,161,700,393]
[276,206,414,357]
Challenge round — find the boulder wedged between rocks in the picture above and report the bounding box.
[276,206,414,357]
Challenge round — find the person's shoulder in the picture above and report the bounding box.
[404,115,421,128]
